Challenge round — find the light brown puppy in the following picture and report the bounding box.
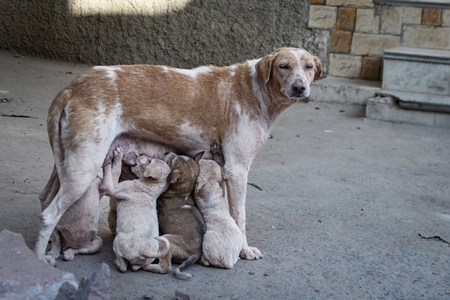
[152,152,205,280]
[38,148,122,263]
[104,133,178,235]
[36,48,322,263]
[195,144,243,269]
[102,147,171,273]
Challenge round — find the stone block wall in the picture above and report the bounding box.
[309,0,450,81]
[0,0,328,69]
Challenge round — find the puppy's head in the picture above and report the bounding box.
[162,151,204,195]
[256,47,322,100]
[131,155,170,181]
[194,159,227,203]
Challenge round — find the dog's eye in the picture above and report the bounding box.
[279,64,290,70]
[306,65,313,70]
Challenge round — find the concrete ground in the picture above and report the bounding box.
[0,51,449,300]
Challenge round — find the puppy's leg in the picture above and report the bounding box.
[47,229,62,259]
[63,236,103,261]
[100,146,124,195]
[223,162,263,260]
[143,239,172,274]
[114,256,128,273]
[108,197,117,235]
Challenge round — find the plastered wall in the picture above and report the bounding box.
[0,0,329,69]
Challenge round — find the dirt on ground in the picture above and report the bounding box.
[1,52,449,299]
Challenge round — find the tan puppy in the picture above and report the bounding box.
[38,149,122,263]
[104,133,178,235]
[102,147,171,273]
[194,144,243,269]
[153,152,205,279]
[36,48,322,263]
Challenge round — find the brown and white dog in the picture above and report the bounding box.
[36,47,322,263]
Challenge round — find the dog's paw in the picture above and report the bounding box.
[240,246,263,260]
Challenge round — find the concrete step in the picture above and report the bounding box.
[310,76,381,105]
[366,94,450,129]
[383,47,450,100]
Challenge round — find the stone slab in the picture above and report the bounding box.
[378,89,450,106]
[366,95,450,128]
[384,46,450,64]
[310,76,381,105]
[383,49,450,96]
[0,230,79,300]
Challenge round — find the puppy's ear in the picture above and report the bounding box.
[169,169,181,184]
[313,56,322,81]
[143,165,162,180]
[193,151,205,163]
[256,54,276,84]
[195,174,205,194]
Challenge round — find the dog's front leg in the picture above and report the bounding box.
[225,164,263,260]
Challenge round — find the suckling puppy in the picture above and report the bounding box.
[102,147,171,273]
[195,144,243,269]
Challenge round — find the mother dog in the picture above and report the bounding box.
[35,47,322,263]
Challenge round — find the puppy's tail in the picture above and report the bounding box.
[141,236,170,258]
[47,88,73,177]
[174,253,201,280]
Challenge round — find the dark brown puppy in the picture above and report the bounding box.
[153,151,205,280]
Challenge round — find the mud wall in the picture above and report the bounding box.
[0,0,328,69]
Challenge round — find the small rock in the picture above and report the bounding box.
[144,291,155,299]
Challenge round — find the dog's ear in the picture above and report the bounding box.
[195,174,205,194]
[193,151,205,163]
[256,54,276,84]
[169,169,181,184]
[313,56,322,81]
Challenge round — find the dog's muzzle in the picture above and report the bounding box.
[290,82,309,98]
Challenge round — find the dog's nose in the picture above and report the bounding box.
[291,84,306,97]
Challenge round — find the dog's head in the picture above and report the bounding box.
[131,155,171,181]
[162,151,204,195]
[256,47,322,100]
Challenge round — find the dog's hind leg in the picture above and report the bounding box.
[35,152,109,263]
[39,166,60,210]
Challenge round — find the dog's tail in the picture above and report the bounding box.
[174,253,201,280]
[47,88,73,177]
[141,236,170,259]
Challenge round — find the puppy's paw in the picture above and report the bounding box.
[239,246,263,260]
[41,255,57,267]
[211,143,224,166]
[63,249,75,261]
[113,146,124,160]
[47,247,61,260]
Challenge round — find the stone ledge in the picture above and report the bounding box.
[310,76,381,105]
[384,46,450,64]
[366,95,450,128]
[374,0,450,9]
